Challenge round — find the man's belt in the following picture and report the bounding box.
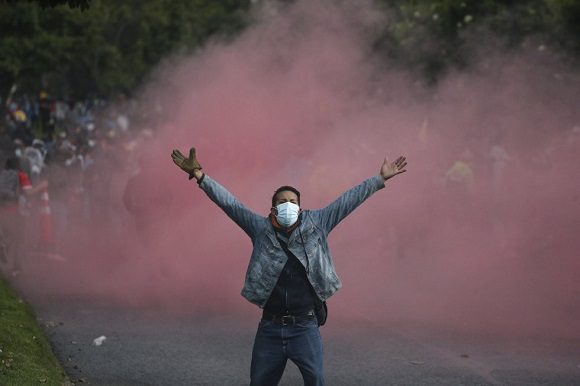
[262,310,316,326]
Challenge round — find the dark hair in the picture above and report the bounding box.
[5,156,20,171]
[272,185,301,207]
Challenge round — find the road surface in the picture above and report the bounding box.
[28,296,580,386]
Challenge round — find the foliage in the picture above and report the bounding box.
[0,276,68,385]
[0,0,251,99]
[0,0,578,98]
[5,0,90,10]
[374,0,580,83]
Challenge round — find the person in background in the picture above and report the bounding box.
[123,154,177,247]
[23,138,47,184]
[0,156,47,275]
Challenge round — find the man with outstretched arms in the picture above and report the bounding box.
[171,147,407,386]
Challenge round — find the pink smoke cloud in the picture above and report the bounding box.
[15,0,580,339]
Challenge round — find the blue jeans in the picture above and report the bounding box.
[250,318,324,386]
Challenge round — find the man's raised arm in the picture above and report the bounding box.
[313,155,408,233]
[170,147,262,238]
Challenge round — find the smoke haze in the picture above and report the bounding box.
[15,0,580,339]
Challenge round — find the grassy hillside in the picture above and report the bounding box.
[0,276,69,386]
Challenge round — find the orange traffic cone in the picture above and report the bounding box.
[38,186,55,249]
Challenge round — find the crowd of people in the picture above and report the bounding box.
[0,90,155,275]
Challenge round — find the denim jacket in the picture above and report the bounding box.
[199,174,385,308]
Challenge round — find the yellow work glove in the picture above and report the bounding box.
[171,147,202,179]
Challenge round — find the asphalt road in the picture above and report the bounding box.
[27,296,580,386]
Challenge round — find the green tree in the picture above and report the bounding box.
[374,0,580,83]
[0,0,250,99]
[1,0,578,98]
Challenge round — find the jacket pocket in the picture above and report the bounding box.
[297,223,322,254]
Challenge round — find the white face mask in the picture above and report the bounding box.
[275,202,300,227]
